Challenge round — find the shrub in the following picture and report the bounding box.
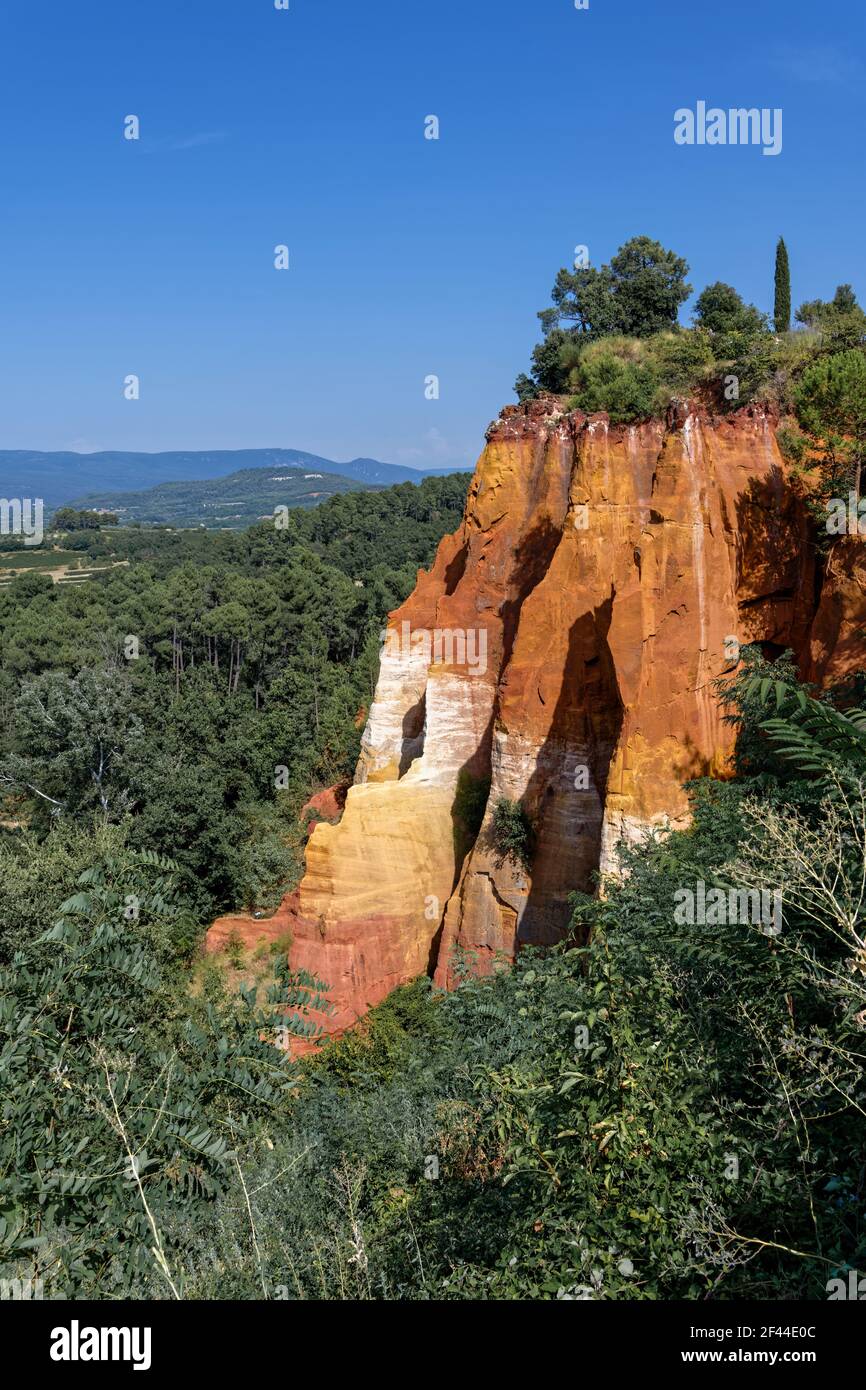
[567,345,663,423]
[694,281,764,336]
[775,425,808,466]
[648,329,716,393]
[0,844,328,1296]
[489,797,534,871]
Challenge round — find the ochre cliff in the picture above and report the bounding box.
[207,398,866,1038]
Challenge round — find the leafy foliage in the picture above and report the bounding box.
[743,670,866,783]
[695,281,764,337]
[0,846,327,1296]
[796,285,866,351]
[0,475,469,917]
[165,748,865,1300]
[566,341,664,424]
[52,507,118,531]
[516,236,866,436]
[489,797,534,872]
[538,236,692,343]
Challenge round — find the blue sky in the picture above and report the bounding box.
[0,0,863,470]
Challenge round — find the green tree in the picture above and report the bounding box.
[796,285,866,351]
[774,237,791,333]
[51,507,116,531]
[0,475,468,925]
[538,265,622,342]
[521,237,692,399]
[694,281,763,336]
[605,236,693,337]
[538,236,692,344]
[523,329,573,395]
[0,667,144,823]
[795,349,866,495]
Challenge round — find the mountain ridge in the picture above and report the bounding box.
[0,447,464,510]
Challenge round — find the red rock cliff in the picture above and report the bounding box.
[207,398,866,1036]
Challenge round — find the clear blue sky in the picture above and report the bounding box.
[1,0,863,469]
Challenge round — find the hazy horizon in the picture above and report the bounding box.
[0,444,439,470]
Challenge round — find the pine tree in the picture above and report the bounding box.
[774,237,791,334]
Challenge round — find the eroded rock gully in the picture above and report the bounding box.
[207,397,866,1039]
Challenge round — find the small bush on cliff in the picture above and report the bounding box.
[567,346,662,424]
[647,327,716,390]
[775,424,809,466]
[561,332,717,424]
[489,797,534,871]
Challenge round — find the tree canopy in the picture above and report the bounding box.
[538,235,693,343]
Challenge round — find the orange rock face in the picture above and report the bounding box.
[207,398,865,1036]
[805,537,866,686]
[300,783,349,836]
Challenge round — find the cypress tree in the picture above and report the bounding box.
[774,237,791,334]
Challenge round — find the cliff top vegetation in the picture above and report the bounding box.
[515,236,866,445]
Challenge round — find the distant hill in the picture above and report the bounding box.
[336,457,462,486]
[0,448,463,511]
[64,465,384,529]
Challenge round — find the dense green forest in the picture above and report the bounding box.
[0,475,470,918]
[1,238,865,1300]
[2,648,864,1299]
